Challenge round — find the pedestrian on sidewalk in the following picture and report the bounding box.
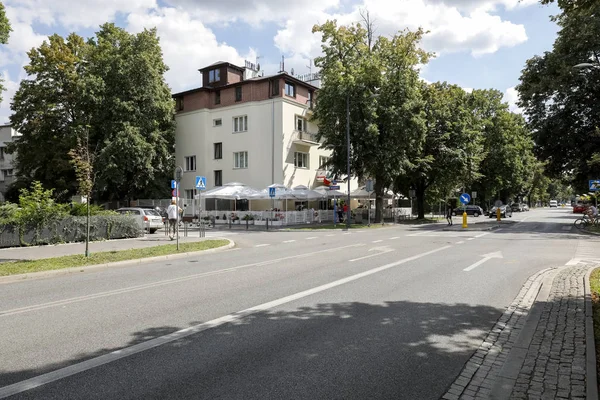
[166,200,181,240]
[446,204,453,226]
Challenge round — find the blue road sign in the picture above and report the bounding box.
[171,180,177,189]
[195,176,207,190]
[590,180,600,191]
[269,187,276,198]
[329,185,341,190]
[459,193,471,205]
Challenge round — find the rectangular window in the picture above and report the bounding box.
[294,152,308,168]
[215,90,221,105]
[235,86,242,102]
[175,97,184,111]
[308,90,313,109]
[2,169,13,178]
[209,68,220,83]
[214,142,222,159]
[0,147,5,160]
[214,170,222,187]
[213,118,222,126]
[296,116,307,132]
[184,155,196,172]
[319,156,330,170]
[233,115,248,133]
[271,79,279,96]
[285,82,295,97]
[234,151,248,169]
[184,189,197,200]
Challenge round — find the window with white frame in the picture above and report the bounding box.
[233,115,248,133]
[184,156,196,172]
[213,118,222,126]
[296,116,307,132]
[319,156,330,170]
[234,151,248,169]
[184,189,197,200]
[294,152,309,168]
[209,68,220,83]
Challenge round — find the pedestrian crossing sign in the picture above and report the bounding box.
[195,176,207,190]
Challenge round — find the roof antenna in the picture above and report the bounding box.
[307,59,312,75]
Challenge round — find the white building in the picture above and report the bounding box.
[0,124,19,202]
[172,61,359,209]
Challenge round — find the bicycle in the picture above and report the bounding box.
[574,214,600,229]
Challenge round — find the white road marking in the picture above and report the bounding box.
[389,237,399,240]
[467,238,475,241]
[0,244,364,318]
[457,241,465,244]
[406,230,433,237]
[474,232,490,238]
[283,240,296,243]
[372,240,383,243]
[0,244,452,399]
[349,250,394,262]
[326,234,335,237]
[306,237,318,240]
[463,251,504,272]
[255,244,270,248]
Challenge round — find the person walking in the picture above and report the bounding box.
[166,200,181,240]
[446,204,453,226]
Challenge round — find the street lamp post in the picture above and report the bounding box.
[346,93,351,230]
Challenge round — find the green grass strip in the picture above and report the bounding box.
[0,239,230,277]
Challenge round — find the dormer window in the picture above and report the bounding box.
[209,68,220,83]
[285,81,296,97]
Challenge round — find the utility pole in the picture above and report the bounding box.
[346,93,351,230]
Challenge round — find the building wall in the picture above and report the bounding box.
[0,125,19,201]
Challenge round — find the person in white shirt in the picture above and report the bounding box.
[587,205,598,221]
[166,200,181,239]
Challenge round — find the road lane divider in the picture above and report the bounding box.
[0,244,364,318]
[0,244,452,399]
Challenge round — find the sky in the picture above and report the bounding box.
[0,0,561,124]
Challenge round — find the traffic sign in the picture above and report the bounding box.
[472,191,477,199]
[590,180,600,191]
[329,185,341,190]
[195,176,207,190]
[171,189,179,197]
[409,190,416,198]
[171,180,177,189]
[494,200,503,207]
[365,179,373,192]
[459,193,471,205]
[269,187,276,198]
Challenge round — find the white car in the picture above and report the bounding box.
[549,200,558,208]
[116,207,163,233]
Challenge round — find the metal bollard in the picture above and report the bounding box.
[246,218,249,231]
[266,218,269,231]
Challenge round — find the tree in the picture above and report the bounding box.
[517,0,600,188]
[9,24,175,202]
[395,82,483,219]
[0,1,12,103]
[312,19,431,222]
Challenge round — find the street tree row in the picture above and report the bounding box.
[312,17,539,220]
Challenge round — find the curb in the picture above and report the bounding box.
[585,267,599,400]
[0,238,236,285]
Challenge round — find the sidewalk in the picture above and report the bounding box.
[0,233,224,262]
[443,265,598,400]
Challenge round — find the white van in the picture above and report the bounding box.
[549,200,558,208]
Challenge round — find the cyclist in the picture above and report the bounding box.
[587,204,598,223]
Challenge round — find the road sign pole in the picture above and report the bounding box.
[176,181,180,251]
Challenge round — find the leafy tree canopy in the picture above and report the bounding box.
[9,23,175,202]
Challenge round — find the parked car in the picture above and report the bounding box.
[489,205,513,218]
[573,203,588,214]
[139,205,168,223]
[511,203,525,212]
[116,207,163,233]
[452,205,484,217]
[522,204,530,211]
[549,200,558,207]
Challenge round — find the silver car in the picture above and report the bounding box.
[116,207,163,234]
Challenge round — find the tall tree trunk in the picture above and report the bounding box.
[374,177,384,223]
[416,178,426,219]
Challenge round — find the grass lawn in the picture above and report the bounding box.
[0,239,230,277]
[589,268,600,383]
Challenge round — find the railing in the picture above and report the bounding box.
[293,130,321,144]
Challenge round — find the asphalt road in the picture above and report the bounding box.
[0,208,595,399]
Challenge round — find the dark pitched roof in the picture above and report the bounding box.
[198,61,244,73]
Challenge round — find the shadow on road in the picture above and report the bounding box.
[1,300,506,399]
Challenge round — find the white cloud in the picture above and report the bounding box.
[504,86,523,114]
[0,70,20,124]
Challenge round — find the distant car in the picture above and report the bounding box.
[116,207,163,234]
[549,200,558,207]
[489,205,513,218]
[452,205,484,217]
[511,203,525,212]
[522,204,530,212]
[573,204,588,214]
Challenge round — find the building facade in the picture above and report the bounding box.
[0,125,19,202]
[172,61,358,203]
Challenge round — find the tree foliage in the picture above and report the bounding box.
[9,23,175,202]
[0,1,11,103]
[517,0,600,188]
[312,19,431,221]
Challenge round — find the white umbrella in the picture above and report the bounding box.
[291,185,326,200]
[350,186,394,199]
[202,182,261,200]
[314,186,345,199]
[250,183,298,200]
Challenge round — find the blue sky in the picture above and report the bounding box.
[0,0,561,122]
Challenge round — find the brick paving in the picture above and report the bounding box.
[443,266,592,400]
[509,266,588,400]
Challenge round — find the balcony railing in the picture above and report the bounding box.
[293,130,321,145]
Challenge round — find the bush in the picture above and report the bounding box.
[69,202,115,217]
